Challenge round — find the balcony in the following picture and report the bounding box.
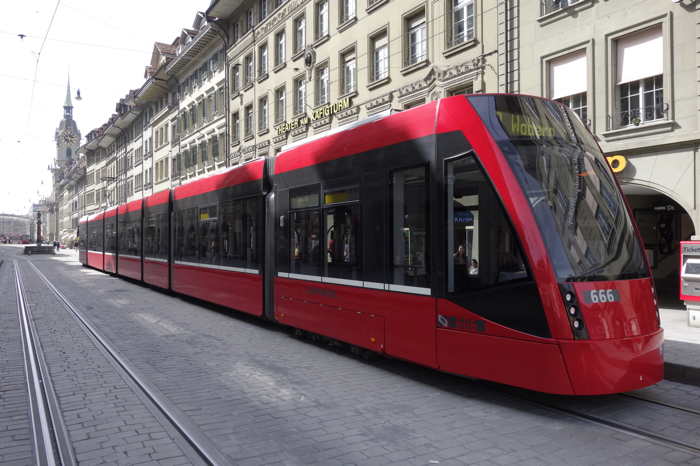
[603,103,673,141]
[608,103,669,130]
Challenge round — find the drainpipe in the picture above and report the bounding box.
[206,17,231,167]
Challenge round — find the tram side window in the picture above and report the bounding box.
[131,217,141,256]
[143,213,158,258]
[175,208,197,261]
[118,216,127,254]
[118,214,140,256]
[198,205,219,264]
[145,212,167,259]
[324,188,360,280]
[391,167,429,288]
[447,155,527,293]
[220,197,259,269]
[174,212,184,260]
[290,186,322,276]
[244,198,258,267]
[89,222,103,251]
[105,221,117,253]
[157,213,169,259]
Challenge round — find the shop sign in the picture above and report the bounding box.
[606,155,627,173]
[275,97,352,136]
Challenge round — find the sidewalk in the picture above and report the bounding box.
[660,307,700,386]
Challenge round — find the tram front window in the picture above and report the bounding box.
[469,95,648,282]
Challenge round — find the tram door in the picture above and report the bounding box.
[440,153,549,338]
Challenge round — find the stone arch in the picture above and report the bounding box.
[621,179,697,233]
[621,179,696,307]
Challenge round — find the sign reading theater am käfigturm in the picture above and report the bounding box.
[275,97,352,136]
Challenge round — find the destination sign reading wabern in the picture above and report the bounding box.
[275,97,352,136]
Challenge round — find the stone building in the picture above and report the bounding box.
[78,0,698,302]
[0,213,31,242]
[50,78,85,246]
[518,0,700,302]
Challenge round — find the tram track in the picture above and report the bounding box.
[14,260,76,466]
[18,259,230,466]
[514,389,700,458]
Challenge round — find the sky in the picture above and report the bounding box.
[0,0,211,215]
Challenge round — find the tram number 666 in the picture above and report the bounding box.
[586,289,619,304]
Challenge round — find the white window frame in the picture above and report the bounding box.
[275,30,286,67]
[275,86,286,123]
[258,96,269,131]
[294,14,306,53]
[244,105,254,137]
[449,0,475,48]
[315,62,330,106]
[340,0,356,24]
[370,31,389,82]
[406,12,427,66]
[315,0,329,39]
[294,75,306,115]
[259,0,269,21]
[258,43,268,77]
[340,48,356,95]
[244,54,254,85]
[232,111,241,142]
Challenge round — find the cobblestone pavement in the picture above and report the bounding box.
[6,245,700,465]
[9,253,204,465]
[0,252,33,465]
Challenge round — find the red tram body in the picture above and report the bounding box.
[77,95,663,395]
[170,160,265,317]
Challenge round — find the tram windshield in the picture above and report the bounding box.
[468,95,648,282]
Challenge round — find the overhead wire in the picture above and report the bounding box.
[26,0,63,132]
[0,30,150,54]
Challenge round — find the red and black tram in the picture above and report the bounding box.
[78,94,663,395]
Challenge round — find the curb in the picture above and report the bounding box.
[665,362,700,387]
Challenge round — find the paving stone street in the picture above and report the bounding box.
[3,244,700,465]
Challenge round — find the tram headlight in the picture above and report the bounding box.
[573,319,583,329]
[568,305,577,316]
[564,292,575,303]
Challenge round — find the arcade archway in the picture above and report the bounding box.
[623,183,695,308]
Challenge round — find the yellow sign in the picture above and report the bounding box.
[606,155,627,173]
[275,97,352,136]
[496,111,555,139]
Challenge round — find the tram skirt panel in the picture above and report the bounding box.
[172,263,263,317]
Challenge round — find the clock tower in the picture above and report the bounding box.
[54,77,81,164]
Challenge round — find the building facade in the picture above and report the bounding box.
[0,213,31,242]
[78,0,698,302]
[50,79,85,246]
[518,0,700,302]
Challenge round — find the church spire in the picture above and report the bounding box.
[64,75,73,119]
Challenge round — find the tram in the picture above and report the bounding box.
[78,94,664,395]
